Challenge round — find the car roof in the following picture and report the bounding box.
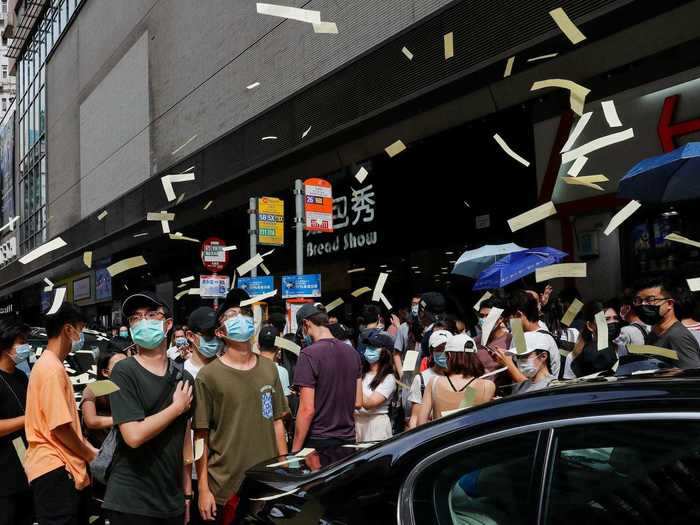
[246,372,700,488]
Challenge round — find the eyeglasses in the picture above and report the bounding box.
[632,296,670,306]
[128,311,165,325]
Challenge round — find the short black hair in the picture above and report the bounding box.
[507,290,539,323]
[0,318,30,353]
[46,303,87,339]
[674,288,698,320]
[634,276,674,297]
[360,304,381,325]
[96,349,117,377]
[582,300,605,323]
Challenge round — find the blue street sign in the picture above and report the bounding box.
[281,274,322,298]
[238,276,275,296]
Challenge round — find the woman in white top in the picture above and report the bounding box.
[355,333,398,442]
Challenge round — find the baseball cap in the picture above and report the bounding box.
[428,329,452,349]
[365,331,394,349]
[259,325,279,350]
[122,291,167,319]
[188,307,218,335]
[216,288,251,320]
[512,346,553,370]
[296,303,322,327]
[445,333,477,353]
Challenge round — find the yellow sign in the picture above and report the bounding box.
[258,197,284,246]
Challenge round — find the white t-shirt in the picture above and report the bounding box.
[358,371,396,415]
[510,331,561,378]
[408,368,440,405]
[184,358,203,379]
[276,364,291,396]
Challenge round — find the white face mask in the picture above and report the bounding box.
[518,359,540,378]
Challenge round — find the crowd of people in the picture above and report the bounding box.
[1,274,700,524]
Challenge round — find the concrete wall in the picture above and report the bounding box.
[46,0,453,235]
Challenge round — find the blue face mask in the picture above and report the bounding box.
[71,331,85,352]
[198,335,223,358]
[224,316,255,342]
[433,351,448,369]
[364,346,381,364]
[130,320,166,350]
[12,343,32,364]
[303,335,313,347]
[175,337,188,348]
[119,330,129,338]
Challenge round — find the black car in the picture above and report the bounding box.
[237,371,700,524]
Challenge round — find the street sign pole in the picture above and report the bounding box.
[249,197,258,278]
[294,179,304,276]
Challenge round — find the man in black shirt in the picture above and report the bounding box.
[0,317,32,525]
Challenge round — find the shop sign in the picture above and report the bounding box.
[0,302,13,314]
[304,178,334,232]
[258,197,284,246]
[200,275,230,298]
[238,276,275,296]
[95,268,112,301]
[201,237,228,273]
[281,274,322,298]
[306,183,378,257]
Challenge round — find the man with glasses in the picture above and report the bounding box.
[633,278,700,369]
[194,289,288,523]
[103,291,194,525]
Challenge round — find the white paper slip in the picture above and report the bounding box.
[665,233,700,249]
[371,273,389,302]
[181,275,195,283]
[188,288,201,296]
[169,233,199,243]
[444,32,454,59]
[19,237,67,264]
[171,135,197,155]
[402,350,419,373]
[562,175,608,191]
[83,251,93,268]
[43,277,54,291]
[259,262,271,276]
[688,278,700,292]
[108,256,147,277]
[561,112,593,153]
[246,82,260,90]
[402,46,414,60]
[567,155,588,177]
[503,56,515,78]
[133,232,148,238]
[325,297,344,313]
[480,307,504,346]
[147,212,175,222]
[312,21,338,34]
[347,267,365,274]
[223,245,238,252]
[493,134,530,167]
[275,336,301,356]
[175,290,189,301]
[385,140,406,158]
[194,438,205,461]
[97,210,108,221]
[507,201,557,232]
[256,3,321,24]
[355,167,369,183]
[379,293,392,311]
[161,173,195,202]
[561,128,635,163]
[261,136,278,141]
[603,201,641,236]
[531,79,590,116]
[479,367,508,380]
[250,488,299,502]
[342,442,375,449]
[351,287,372,297]
[47,288,67,315]
[237,253,264,276]
[301,125,312,139]
[473,291,492,311]
[294,448,316,458]
[240,289,277,307]
[561,298,583,326]
[601,100,622,127]
[527,53,558,62]
[549,7,586,45]
[536,263,586,282]
[595,311,608,351]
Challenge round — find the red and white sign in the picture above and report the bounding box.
[304,178,334,232]
[201,237,228,273]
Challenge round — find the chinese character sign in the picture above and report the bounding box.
[258,197,284,246]
[304,178,334,232]
[200,275,231,298]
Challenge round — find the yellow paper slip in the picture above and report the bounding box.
[97,210,108,221]
[175,289,190,300]
[19,237,67,265]
[402,350,420,373]
[535,263,587,282]
[87,380,120,397]
[549,7,587,45]
[493,134,530,167]
[312,21,338,34]
[531,79,590,116]
[473,291,492,311]
[169,233,199,243]
[507,201,557,232]
[275,336,301,356]
[181,275,195,283]
[325,298,344,313]
[108,256,147,277]
[194,438,205,461]
[561,128,635,164]
[561,298,583,327]
[567,156,589,177]
[237,254,264,276]
[594,311,608,351]
[511,319,526,354]
[385,140,406,158]
[351,287,372,297]
[401,47,414,60]
[147,212,175,222]
[256,3,321,24]
[563,174,608,185]
[503,56,515,78]
[666,233,700,249]
[371,273,389,302]
[240,289,277,307]
[443,32,454,59]
[628,345,678,361]
[13,437,26,464]
[83,251,93,268]
[604,201,641,236]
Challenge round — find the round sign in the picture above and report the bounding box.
[201,237,229,273]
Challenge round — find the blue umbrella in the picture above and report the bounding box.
[451,243,527,278]
[473,247,567,290]
[618,142,700,202]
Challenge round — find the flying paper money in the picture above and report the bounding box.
[595,311,608,351]
[256,3,321,24]
[603,201,641,236]
[601,100,622,127]
[385,140,406,158]
[19,237,67,265]
[628,344,678,361]
[480,307,504,345]
[355,167,369,184]
[107,256,147,277]
[535,262,587,282]
[237,254,264,276]
[444,32,454,59]
[325,298,344,313]
[402,47,414,60]
[503,56,515,78]
[312,21,338,34]
[511,319,526,354]
[549,7,587,45]
[47,288,67,315]
[240,289,277,307]
[275,336,301,356]
[194,438,205,461]
[531,79,590,116]
[83,251,93,268]
[371,273,389,302]
[507,201,557,232]
[561,298,583,326]
[351,287,372,297]
[567,156,589,177]
[402,350,419,373]
[493,134,530,167]
[561,112,593,153]
[561,128,635,163]
[688,278,700,292]
[665,233,700,249]
[161,173,195,202]
[473,291,492,311]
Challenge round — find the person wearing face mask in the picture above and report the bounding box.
[103,291,194,525]
[24,303,98,525]
[633,278,700,369]
[563,301,619,378]
[167,326,191,365]
[355,333,398,442]
[505,347,555,395]
[193,289,289,524]
[0,317,33,525]
[292,303,363,452]
[183,307,221,380]
[407,329,450,429]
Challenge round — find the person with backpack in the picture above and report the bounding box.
[103,291,194,525]
[406,329,450,429]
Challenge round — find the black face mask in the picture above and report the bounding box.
[607,322,621,341]
[634,304,662,326]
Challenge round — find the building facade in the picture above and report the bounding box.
[1,0,699,325]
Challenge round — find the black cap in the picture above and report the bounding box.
[216,288,251,319]
[188,307,218,335]
[296,303,322,327]
[122,291,167,319]
[259,325,279,350]
[365,331,395,349]
[420,292,446,314]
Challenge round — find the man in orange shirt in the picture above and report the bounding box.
[24,303,98,525]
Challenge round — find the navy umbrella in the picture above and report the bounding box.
[618,142,700,202]
[473,247,567,291]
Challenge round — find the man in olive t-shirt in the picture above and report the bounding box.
[194,290,288,522]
